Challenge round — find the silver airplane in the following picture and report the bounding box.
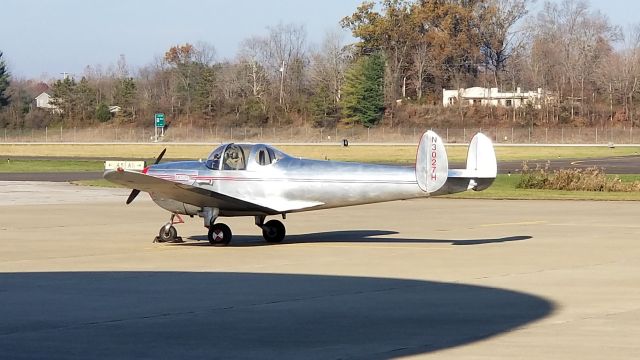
[104,130,497,246]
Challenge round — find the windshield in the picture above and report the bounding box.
[205,145,225,170]
[206,143,282,170]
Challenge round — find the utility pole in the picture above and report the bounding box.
[610,82,613,128]
[279,60,285,105]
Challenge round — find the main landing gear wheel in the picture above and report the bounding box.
[208,223,232,246]
[157,225,178,243]
[262,220,286,243]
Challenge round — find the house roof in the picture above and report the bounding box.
[35,92,51,100]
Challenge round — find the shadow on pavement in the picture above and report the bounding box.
[186,230,532,247]
[0,272,553,359]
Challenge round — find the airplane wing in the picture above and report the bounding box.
[104,169,324,214]
[104,169,280,215]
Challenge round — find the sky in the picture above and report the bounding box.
[1,0,639,79]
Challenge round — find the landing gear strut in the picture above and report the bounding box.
[256,216,286,243]
[155,214,184,243]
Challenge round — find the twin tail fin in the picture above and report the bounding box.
[416,131,497,195]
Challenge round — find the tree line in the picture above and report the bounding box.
[1,0,639,130]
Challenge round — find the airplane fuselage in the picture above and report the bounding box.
[147,157,426,216]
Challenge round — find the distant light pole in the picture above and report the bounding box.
[279,60,285,105]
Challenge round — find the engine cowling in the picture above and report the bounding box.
[150,195,200,216]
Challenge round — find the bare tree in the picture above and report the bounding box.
[528,0,620,123]
[262,22,308,112]
[116,54,129,78]
[309,31,350,105]
[193,41,217,66]
[478,0,531,88]
[238,36,270,103]
[596,25,640,128]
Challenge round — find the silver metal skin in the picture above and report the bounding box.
[104,131,497,242]
[148,145,424,216]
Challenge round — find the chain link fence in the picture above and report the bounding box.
[1,126,639,145]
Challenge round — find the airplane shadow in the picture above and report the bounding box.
[185,230,532,247]
[0,271,554,359]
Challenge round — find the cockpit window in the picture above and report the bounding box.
[256,149,272,166]
[223,144,246,170]
[205,145,225,170]
[205,153,221,170]
[208,144,284,170]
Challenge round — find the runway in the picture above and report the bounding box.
[495,154,640,174]
[0,182,638,359]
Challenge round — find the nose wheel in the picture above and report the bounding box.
[158,225,178,242]
[154,214,183,243]
[208,223,232,246]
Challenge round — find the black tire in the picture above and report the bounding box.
[158,225,177,243]
[262,220,286,243]
[208,223,232,246]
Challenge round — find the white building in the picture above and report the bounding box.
[35,92,59,112]
[442,87,549,108]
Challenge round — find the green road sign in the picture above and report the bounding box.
[155,113,165,127]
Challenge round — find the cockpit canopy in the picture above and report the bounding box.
[205,143,287,171]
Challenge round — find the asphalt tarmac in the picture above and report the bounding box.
[496,154,640,174]
[1,182,638,359]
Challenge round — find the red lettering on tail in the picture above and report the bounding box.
[430,136,437,180]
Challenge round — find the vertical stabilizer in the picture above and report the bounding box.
[466,132,497,178]
[444,132,497,193]
[416,131,448,193]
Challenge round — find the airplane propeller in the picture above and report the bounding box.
[126,148,166,205]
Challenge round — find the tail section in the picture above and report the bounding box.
[446,132,497,193]
[463,132,497,190]
[416,130,448,193]
[416,131,497,195]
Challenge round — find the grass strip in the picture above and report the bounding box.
[0,159,104,172]
[2,144,640,163]
[446,174,640,201]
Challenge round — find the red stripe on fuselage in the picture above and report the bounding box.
[147,172,416,185]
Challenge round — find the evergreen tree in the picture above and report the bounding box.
[77,77,97,122]
[340,53,385,127]
[192,65,217,121]
[95,103,111,122]
[114,77,137,120]
[310,82,338,127]
[0,51,10,108]
[50,77,78,122]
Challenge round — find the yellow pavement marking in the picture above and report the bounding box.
[481,220,547,227]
